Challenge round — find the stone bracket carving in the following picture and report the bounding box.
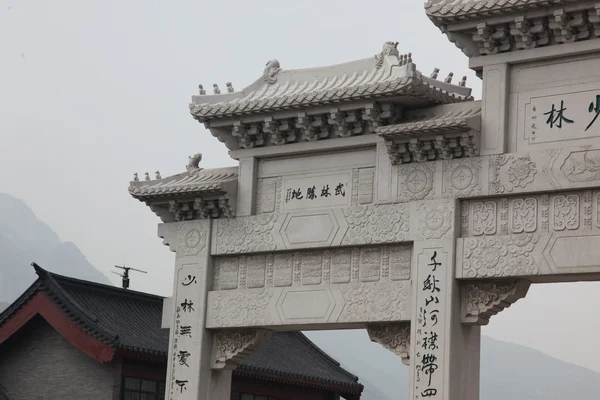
[367,323,410,365]
[461,280,531,325]
[227,104,402,149]
[439,6,600,57]
[211,329,272,369]
[384,130,478,165]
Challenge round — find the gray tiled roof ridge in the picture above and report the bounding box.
[425,0,577,21]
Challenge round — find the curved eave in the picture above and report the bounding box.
[377,112,481,138]
[234,367,363,398]
[129,186,230,202]
[191,78,472,122]
[425,0,579,24]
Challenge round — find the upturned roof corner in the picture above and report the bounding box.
[128,155,238,222]
[188,41,474,152]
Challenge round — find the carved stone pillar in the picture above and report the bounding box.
[462,280,531,325]
[237,157,257,217]
[367,323,411,365]
[409,199,481,400]
[159,220,216,400]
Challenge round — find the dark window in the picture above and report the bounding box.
[122,377,165,400]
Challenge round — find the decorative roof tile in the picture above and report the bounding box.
[128,166,237,201]
[425,0,576,23]
[377,101,481,137]
[190,48,471,122]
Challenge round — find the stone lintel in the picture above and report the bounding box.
[461,279,531,325]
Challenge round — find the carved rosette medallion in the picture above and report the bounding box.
[176,221,208,257]
[462,234,539,278]
[341,204,409,245]
[490,155,537,194]
[462,280,531,325]
[398,163,435,202]
[414,201,453,241]
[442,158,482,198]
[367,323,411,365]
[216,214,278,254]
[337,281,410,322]
[212,330,271,369]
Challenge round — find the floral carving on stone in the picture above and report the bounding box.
[212,330,271,368]
[414,200,453,241]
[215,214,278,254]
[398,163,435,202]
[511,198,537,233]
[337,281,409,322]
[210,288,274,327]
[442,158,482,198]
[490,155,537,194]
[341,204,409,245]
[367,323,410,365]
[176,221,209,257]
[462,280,530,325]
[462,234,540,278]
[560,150,600,183]
[552,194,579,231]
[471,201,497,236]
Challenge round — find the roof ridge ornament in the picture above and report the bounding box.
[263,59,281,84]
[375,41,399,69]
[186,153,203,172]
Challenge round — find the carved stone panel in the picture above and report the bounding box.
[273,253,293,287]
[206,281,411,328]
[246,255,266,289]
[442,158,482,198]
[357,167,375,205]
[301,251,323,285]
[331,248,352,284]
[397,162,435,202]
[461,190,596,238]
[212,244,411,290]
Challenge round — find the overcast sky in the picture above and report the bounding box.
[2,0,599,375]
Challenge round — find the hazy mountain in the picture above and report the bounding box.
[306,330,600,400]
[0,193,111,304]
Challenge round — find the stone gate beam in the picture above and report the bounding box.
[409,199,481,400]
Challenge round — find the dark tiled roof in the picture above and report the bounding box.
[0,263,167,357]
[238,332,362,396]
[0,264,362,396]
[0,384,12,400]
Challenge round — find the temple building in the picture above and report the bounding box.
[0,264,363,400]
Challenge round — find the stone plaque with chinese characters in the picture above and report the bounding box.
[282,173,350,211]
[413,249,446,400]
[524,89,600,145]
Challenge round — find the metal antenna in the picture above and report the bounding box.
[113,265,147,289]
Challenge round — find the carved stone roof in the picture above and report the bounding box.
[377,101,481,138]
[380,101,481,164]
[425,0,600,57]
[190,50,472,122]
[425,0,576,23]
[128,166,238,221]
[129,166,237,200]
